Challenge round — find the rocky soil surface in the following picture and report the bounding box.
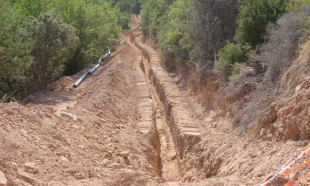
[0,15,310,186]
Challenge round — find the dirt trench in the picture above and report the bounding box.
[119,34,181,180]
[120,26,203,182]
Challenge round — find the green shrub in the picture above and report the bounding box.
[26,12,79,89]
[258,5,310,83]
[214,42,246,81]
[0,2,33,96]
[288,0,310,12]
[235,0,287,46]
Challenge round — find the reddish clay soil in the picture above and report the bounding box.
[1,15,310,186]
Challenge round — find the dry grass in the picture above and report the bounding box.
[219,9,310,130]
[278,39,310,96]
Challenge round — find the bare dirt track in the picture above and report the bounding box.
[1,15,310,186]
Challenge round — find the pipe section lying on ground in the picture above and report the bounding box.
[89,63,100,74]
[73,46,111,88]
[73,72,90,88]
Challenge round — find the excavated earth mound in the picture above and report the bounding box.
[0,59,161,185]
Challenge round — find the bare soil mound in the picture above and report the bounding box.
[0,51,159,185]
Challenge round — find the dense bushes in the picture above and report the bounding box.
[157,0,191,60]
[257,5,310,83]
[0,1,33,97]
[141,0,309,84]
[141,0,174,38]
[51,0,122,74]
[235,0,287,47]
[106,0,141,29]
[141,0,239,69]
[187,0,239,67]
[26,12,79,89]
[0,0,123,100]
[213,0,287,82]
[214,42,246,82]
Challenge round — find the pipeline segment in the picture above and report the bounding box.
[73,46,111,88]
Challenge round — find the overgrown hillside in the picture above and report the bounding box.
[0,0,141,101]
[139,0,310,138]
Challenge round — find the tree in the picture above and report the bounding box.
[0,0,124,98]
[214,42,246,82]
[141,0,175,38]
[16,0,51,17]
[26,12,79,90]
[0,2,33,97]
[50,0,122,75]
[157,0,191,59]
[105,0,141,29]
[133,0,141,14]
[235,0,287,46]
[186,0,239,68]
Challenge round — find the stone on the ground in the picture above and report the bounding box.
[106,163,126,169]
[23,163,38,173]
[10,162,18,172]
[119,151,130,158]
[165,182,182,186]
[60,111,77,121]
[119,169,138,182]
[74,173,87,180]
[101,159,109,167]
[289,173,299,181]
[20,129,28,136]
[60,156,69,162]
[0,170,8,186]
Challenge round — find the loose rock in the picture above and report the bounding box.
[119,151,130,158]
[106,163,126,169]
[60,156,69,162]
[0,170,8,186]
[60,111,77,121]
[23,163,38,173]
[289,173,299,181]
[101,159,110,167]
[18,172,35,185]
[10,162,18,172]
[20,129,28,136]
[74,173,87,180]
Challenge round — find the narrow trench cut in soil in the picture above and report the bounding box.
[148,71,180,181]
[155,110,180,180]
[123,28,182,181]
